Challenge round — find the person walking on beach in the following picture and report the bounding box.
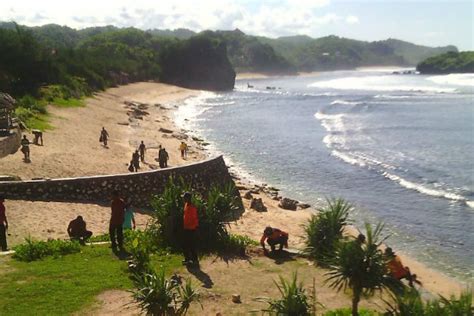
[0,197,9,252]
[67,216,93,245]
[179,141,188,159]
[20,135,30,161]
[99,127,109,147]
[182,192,199,266]
[110,191,126,252]
[123,199,136,230]
[138,141,146,162]
[260,226,289,254]
[132,150,140,171]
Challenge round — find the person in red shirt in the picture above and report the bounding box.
[182,192,199,266]
[385,247,421,287]
[0,197,8,251]
[260,226,289,254]
[110,191,126,252]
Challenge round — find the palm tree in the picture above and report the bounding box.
[325,222,403,316]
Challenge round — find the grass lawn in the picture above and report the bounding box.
[0,245,182,315]
[52,97,85,108]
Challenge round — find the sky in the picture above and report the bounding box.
[0,0,472,50]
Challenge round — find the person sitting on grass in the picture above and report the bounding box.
[385,247,422,287]
[67,216,93,245]
[260,226,289,254]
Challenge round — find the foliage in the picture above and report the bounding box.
[260,273,320,315]
[130,268,200,316]
[0,244,182,315]
[150,178,243,253]
[385,287,473,316]
[12,237,81,262]
[417,51,474,74]
[324,308,380,316]
[304,198,351,265]
[218,233,258,254]
[326,223,404,316]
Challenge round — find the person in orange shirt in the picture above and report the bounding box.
[385,247,421,287]
[260,226,289,254]
[182,192,199,266]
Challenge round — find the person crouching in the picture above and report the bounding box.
[67,216,93,245]
[260,226,289,254]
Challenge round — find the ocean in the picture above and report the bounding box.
[174,68,474,282]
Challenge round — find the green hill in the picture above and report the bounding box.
[417,51,474,74]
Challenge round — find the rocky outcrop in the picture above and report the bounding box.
[160,35,236,91]
[250,197,267,212]
[278,197,298,211]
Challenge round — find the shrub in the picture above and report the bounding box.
[304,198,351,265]
[324,308,380,316]
[130,268,200,316]
[260,273,320,315]
[13,237,81,262]
[385,288,473,316]
[150,178,242,253]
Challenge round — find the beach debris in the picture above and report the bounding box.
[298,203,311,209]
[159,127,173,134]
[243,191,253,199]
[278,197,298,211]
[232,294,241,304]
[250,197,267,212]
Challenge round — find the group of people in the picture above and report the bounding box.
[66,191,136,251]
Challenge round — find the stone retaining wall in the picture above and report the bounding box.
[0,156,235,207]
[0,125,21,159]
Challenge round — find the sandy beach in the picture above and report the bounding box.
[0,80,466,306]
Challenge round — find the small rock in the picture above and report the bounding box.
[117,122,129,126]
[250,198,267,212]
[159,127,173,134]
[232,294,241,304]
[298,203,311,209]
[243,191,253,200]
[278,197,298,211]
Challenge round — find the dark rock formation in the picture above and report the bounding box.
[278,197,298,211]
[250,197,267,212]
[243,191,253,200]
[160,34,236,91]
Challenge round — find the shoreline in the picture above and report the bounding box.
[172,87,468,297]
[1,82,467,298]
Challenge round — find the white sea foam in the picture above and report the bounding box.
[309,76,457,93]
[173,91,217,130]
[332,150,367,167]
[382,172,472,206]
[330,99,364,106]
[374,94,412,99]
[426,74,474,87]
[314,111,345,132]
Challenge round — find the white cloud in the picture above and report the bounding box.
[345,15,359,24]
[0,0,344,38]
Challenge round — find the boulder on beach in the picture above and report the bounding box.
[278,197,298,211]
[243,191,253,200]
[298,203,311,209]
[250,197,267,212]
